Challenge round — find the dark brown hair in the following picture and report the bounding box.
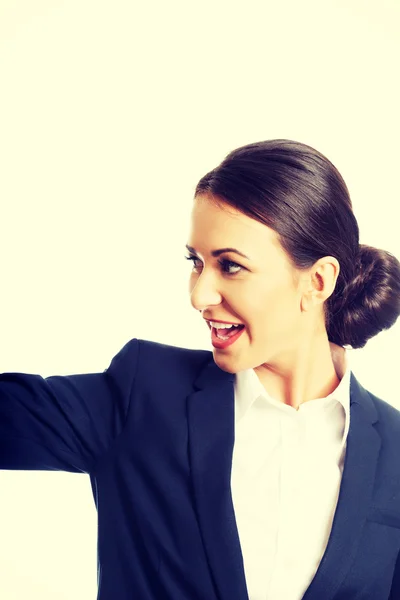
[194,139,400,349]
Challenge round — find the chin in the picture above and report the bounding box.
[212,355,238,374]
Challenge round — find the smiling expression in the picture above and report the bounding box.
[186,193,316,372]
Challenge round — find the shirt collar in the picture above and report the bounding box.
[234,342,352,424]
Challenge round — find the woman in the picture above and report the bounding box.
[1,139,400,600]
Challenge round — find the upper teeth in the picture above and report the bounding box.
[209,321,240,329]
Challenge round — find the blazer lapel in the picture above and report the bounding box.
[187,357,249,600]
[187,358,381,600]
[302,371,381,600]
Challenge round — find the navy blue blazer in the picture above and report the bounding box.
[1,337,400,599]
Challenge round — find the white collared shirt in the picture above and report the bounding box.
[231,343,352,600]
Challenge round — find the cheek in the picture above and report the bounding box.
[242,284,298,327]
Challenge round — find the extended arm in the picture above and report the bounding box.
[0,338,139,474]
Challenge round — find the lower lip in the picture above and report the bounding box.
[210,325,245,349]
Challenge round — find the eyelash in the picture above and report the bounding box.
[184,255,243,275]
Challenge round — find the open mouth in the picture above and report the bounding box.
[214,324,244,337]
[206,322,246,347]
[210,324,245,348]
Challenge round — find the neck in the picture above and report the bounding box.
[253,335,343,411]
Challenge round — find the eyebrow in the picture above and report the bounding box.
[185,244,250,260]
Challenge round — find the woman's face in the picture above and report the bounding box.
[186,194,317,373]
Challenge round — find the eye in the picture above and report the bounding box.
[184,255,242,275]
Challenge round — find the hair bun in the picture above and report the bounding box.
[328,244,400,349]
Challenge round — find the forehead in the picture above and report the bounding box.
[188,194,281,254]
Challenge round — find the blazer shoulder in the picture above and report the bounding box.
[366,387,400,430]
[129,337,214,387]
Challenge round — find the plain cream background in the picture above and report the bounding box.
[0,0,399,597]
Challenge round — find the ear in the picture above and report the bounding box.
[300,256,340,312]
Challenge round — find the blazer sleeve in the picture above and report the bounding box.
[0,338,139,474]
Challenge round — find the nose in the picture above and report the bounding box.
[189,271,223,313]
